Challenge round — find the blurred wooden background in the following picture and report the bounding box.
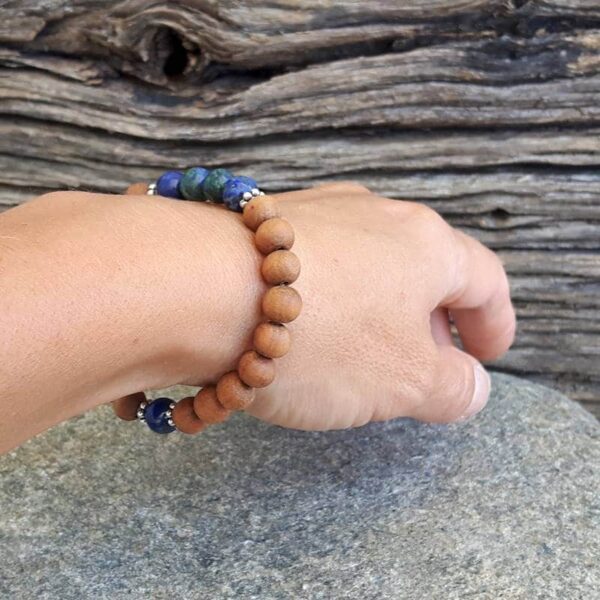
[0,1,598,415]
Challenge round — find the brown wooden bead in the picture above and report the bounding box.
[193,385,231,424]
[242,195,281,231]
[172,396,206,435]
[261,250,300,285]
[125,182,149,195]
[253,322,291,358]
[255,218,295,254]
[238,350,276,388]
[216,371,256,410]
[112,392,146,421]
[262,285,302,323]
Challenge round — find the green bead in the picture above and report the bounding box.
[179,167,210,200]
[202,168,233,203]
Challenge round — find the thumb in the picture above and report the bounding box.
[411,346,491,423]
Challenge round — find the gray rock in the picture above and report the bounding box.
[0,374,598,600]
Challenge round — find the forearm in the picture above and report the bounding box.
[0,191,263,452]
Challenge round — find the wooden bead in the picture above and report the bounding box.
[238,350,276,388]
[112,392,146,421]
[125,182,149,195]
[253,322,291,358]
[261,250,300,284]
[172,396,206,435]
[216,371,256,410]
[262,285,302,323]
[193,385,231,424]
[242,195,281,231]
[255,218,294,254]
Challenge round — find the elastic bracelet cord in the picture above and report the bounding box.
[111,168,301,435]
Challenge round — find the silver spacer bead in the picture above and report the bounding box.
[146,182,157,196]
[259,191,265,196]
[242,191,253,201]
[169,402,176,409]
[165,409,173,419]
[136,400,148,421]
[167,418,175,427]
[251,188,260,197]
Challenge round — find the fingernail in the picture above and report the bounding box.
[460,363,491,421]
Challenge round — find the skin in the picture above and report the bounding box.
[0,183,515,454]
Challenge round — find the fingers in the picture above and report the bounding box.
[410,345,491,423]
[404,309,490,424]
[442,229,516,362]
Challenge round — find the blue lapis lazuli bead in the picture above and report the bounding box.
[156,171,184,199]
[144,397,175,434]
[222,176,258,212]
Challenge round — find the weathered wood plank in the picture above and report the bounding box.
[3,30,600,138]
[0,0,598,413]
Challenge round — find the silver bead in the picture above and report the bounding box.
[165,410,172,419]
[259,191,265,196]
[136,400,148,421]
[169,402,175,409]
[167,418,175,427]
[147,183,157,196]
[242,191,253,201]
[251,188,260,197]
[239,199,249,209]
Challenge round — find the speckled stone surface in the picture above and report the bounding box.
[0,374,598,599]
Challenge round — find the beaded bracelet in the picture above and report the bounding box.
[111,167,301,435]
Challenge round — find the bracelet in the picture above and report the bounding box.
[111,167,301,435]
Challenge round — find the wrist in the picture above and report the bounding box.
[129,195,267,390]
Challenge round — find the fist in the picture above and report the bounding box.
[245,183,516,429]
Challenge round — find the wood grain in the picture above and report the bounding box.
[0,0,598,415]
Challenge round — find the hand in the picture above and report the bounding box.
[247,183,515,429]
[0,184,515,452]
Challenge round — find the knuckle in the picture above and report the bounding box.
[405,353,439,408]
[408,201,436,218]
[405,349,479,424]
[447,360,475,415]
[417,204,446,228]
[378,198,431,222]
[409,203,450,237]
[408,204,455,263]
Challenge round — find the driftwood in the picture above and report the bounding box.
[0,0,598,415]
